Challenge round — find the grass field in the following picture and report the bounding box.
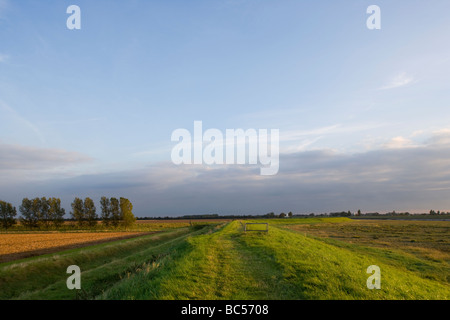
[0,218,448,300]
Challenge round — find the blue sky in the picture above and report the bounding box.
[1,0,450,216]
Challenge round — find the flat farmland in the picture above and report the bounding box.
[0,232,153,263]
[1,219,448,300]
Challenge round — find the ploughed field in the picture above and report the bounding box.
[0,232,153,263]
[0,218,448,300]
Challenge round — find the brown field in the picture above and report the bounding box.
[0,232,153,263]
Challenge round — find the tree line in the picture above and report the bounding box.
[0,197,136,230]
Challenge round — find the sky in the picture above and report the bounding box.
[1,0,450,217]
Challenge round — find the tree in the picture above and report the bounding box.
[279,212,286,218]
[20,198,39,229]
[110,197,121,227]
[40,197,51,229]
[357,209,362,216]
[49,197,65,228]
[0,200,17,229]
[84,197,97,227]
[120,197,136,227]
[288,211,293,218]
[100,196,111,226]
[71,197,85,227]
[31,197,43,227]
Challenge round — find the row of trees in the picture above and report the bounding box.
[71,196,136,227]
[20,197,66,229]
[0,200,17,229]
[265,212,294,218]
[0,197,136,229]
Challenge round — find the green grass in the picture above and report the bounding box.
[284,219,450,284]
[99,220,449,300]
[1,218,448,300]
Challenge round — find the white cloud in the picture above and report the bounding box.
[427,129,450,145]
[383,136,417,149]
[380,72,416,90]
[0,143,92,171]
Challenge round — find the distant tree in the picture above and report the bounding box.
[120,197,136,227]
[84,197,97,227]
[39,197,51,229]
[0,200,17,229]
[266,212,275,218]
[279,212,286,218]
[357,209,362,216]
[19,198,33,228]
[49,197,65,228]
[31,198,43,227]
[19,198,42,228]
[71,197,85,227]
[100,196,111,226]
[288,211,293,218]
[430,210,437,215]
[110,197,121,227]
[347,211,352,216]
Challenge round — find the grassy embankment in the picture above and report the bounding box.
[100,218,449,300]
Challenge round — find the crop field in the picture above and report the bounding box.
[0,232,154,263]
[0,218,448,300]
